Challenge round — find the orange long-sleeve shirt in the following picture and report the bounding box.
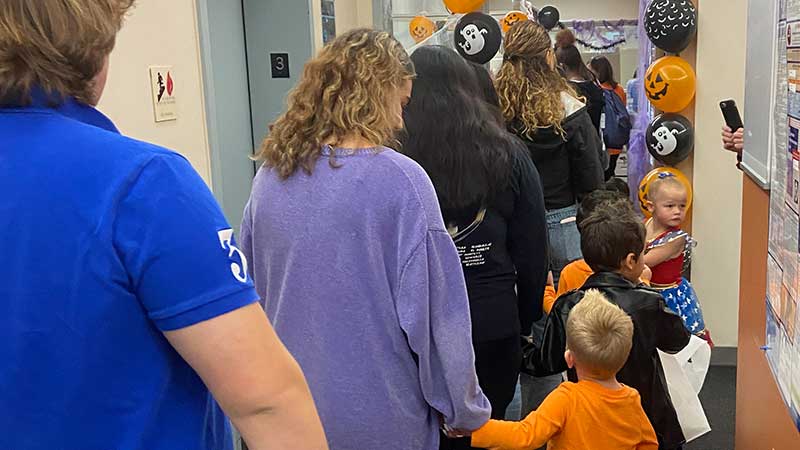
[543,259,594,313]
[472,381,658,450]
[544,260,650,313]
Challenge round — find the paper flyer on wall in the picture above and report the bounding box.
[783,211,800,302]
[791,340,800,427]
[766,300,781,372]
[774,20,791,259]
[789,0,800,21]
[780,331,794,406]
[768,254,784,314]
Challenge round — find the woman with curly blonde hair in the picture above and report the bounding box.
[496,20,605,286]
[241,29,490,450]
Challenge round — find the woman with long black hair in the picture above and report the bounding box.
[556,44,605,134]
[400,46,548,449]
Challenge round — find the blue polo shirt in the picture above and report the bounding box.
[0,94,259,449]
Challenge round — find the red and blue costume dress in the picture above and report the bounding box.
[646,224,709,340]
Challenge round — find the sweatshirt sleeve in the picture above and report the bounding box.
[471,385,568,450]
[508,150,549,334]
[567,112,605,196]
[395,229,491,431]
[543,285,557,315]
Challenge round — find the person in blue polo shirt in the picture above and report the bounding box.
[0,2,328,449]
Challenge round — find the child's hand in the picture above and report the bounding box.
[445,427,473,438]
[440,414,475,439]
[547,271,554,287]
[641,265,652,283]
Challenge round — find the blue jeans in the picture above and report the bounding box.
[546,204,582,287]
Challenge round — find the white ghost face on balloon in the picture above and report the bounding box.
[652,125,683,155]
[458,24,488,56]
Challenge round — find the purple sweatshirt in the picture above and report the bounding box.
[240,146,490,450]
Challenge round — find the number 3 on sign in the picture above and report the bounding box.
[217,229,248,283]
[270,53,290,78]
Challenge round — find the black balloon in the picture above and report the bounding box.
[454,12,502,64]
[538,6,560,31]
[646,113,694,165]
[644,0,697,53]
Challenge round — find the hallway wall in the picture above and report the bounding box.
[98,0,212,184]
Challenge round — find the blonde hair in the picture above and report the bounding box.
[648,175,687,203]
[567,289,634,378]
[495,20,577,137]
[256,28,415,179]
[0,0,135,106]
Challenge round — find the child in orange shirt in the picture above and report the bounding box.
[468,290,658,450]
[543,189,652,313]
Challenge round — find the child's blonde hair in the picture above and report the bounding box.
[647,175,686,203]
[567,290,634,378]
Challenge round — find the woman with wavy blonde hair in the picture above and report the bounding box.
[241,29,490,450]
[496,20,605,285]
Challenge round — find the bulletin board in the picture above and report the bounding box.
[764,0,800,433]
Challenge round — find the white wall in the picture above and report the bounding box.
[390,0,638,19]
[335,0,374,32]
[486,0,638,19]
[692,0,746,347]
[98,0,212,183]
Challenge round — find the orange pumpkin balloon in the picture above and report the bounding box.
[443,0,485,14]
[501,11,529,34]
[409,16,436,43]
[644,56,696,113]
[638,166,693,218]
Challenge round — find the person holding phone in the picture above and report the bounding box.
[721,126,744,154]
[720,99,745,163]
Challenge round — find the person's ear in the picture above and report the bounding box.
[564,350,575,369]
[646,200,655,213]
[623,253,637,272]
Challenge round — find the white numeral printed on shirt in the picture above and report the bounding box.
[217,229,248,283]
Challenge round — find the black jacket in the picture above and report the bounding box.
[512,94,606,211]
[443,149,548,342]
[524,272,691,450]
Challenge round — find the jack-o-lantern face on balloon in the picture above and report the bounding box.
[409,16,436,43]
[501,11,528,34]
[644,56,696,113]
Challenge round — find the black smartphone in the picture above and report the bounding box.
[720,99,744,131]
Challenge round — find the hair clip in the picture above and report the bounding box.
[657,172,675,179]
